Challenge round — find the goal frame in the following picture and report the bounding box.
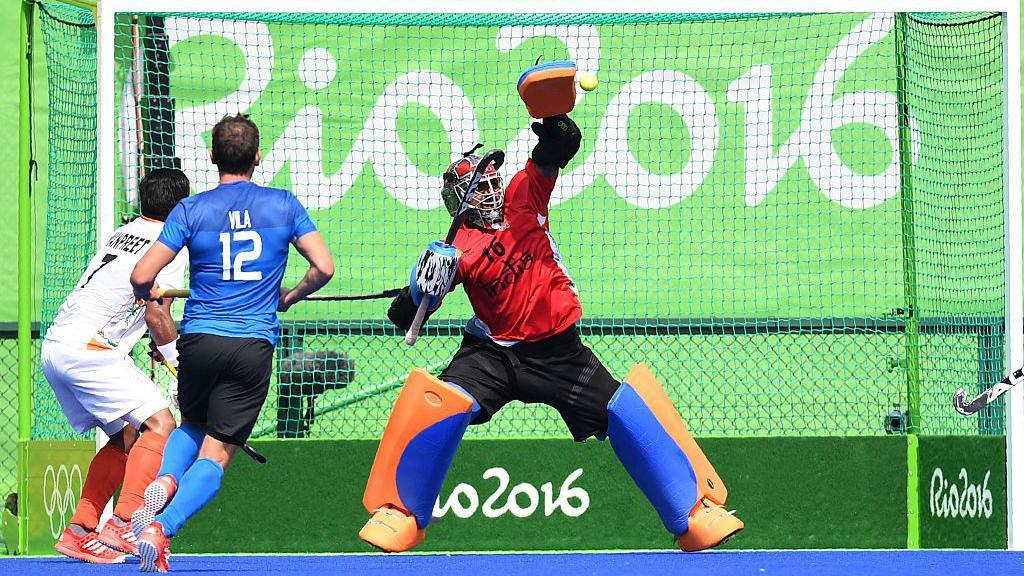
[18,0,1021,551]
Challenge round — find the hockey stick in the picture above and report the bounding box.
[159,360,268,464]
[405,148,506,346]
[953,366,1024,415]
[157,288,401,302]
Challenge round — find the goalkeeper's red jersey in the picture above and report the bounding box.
[452,159,582,344]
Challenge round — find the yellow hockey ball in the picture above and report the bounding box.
[578,71,598,92]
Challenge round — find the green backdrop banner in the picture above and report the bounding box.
[124,13,917,320]
[168,437,910,553]
[22,437,1008,554]
[104,12,1001,319]
[918,436,1007,548]
[24,441,95,555]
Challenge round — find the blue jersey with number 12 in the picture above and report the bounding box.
[157,180,317,345]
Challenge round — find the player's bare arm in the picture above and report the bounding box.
[131,242,180,302]
[145,298,177,347]
[279,231,334,312]
[145,296,180,395]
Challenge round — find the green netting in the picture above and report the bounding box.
[0,332,23,505]
[34,9,1007,441]
[33,2,98,440]
[155,12,797,26]
[900,13,1006,434]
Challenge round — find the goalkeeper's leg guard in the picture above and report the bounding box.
[607,364,742,552]
[360,369,479,552]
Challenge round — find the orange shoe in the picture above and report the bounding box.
[675,498,744,552]
[132,475,177,539]
[98,516,139,555]
[54,525,126,564]
[137,521,171,573]
[358,507,425,552]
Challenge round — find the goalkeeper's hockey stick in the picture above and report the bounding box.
[157,288,401,301]
[404,148,506,346]
[159,360,268,464]
[953,367,1024,415]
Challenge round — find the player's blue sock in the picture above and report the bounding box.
[156,457,223,537]
[157,423,205,482]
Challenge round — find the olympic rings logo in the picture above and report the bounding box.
[42,464,84,539]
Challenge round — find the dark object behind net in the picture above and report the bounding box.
[277,351,355,438]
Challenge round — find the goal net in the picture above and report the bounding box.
[32,7,1009,443]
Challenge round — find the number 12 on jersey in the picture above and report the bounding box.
[220,230,263,281]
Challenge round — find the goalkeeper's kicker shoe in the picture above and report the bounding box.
[675,497,744,552]
[137,521,171,573]
[54,524,126,564]
[98,515,139,555]
[359,506,425,552]
[132,475,177,538]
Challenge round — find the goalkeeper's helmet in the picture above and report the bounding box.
[441,145,505,229]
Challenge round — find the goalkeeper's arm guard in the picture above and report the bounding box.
[390,242,459,330]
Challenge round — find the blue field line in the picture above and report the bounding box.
[1,550,1023,575]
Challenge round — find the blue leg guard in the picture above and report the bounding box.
[157,423,205,482]
[155,457,223,537]
[607,365,728,535]
[363,369,479,529]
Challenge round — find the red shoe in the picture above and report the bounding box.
[98,516,139,555]
[132,475,177,538]
[137,521,171,573]
[54,525,126,564]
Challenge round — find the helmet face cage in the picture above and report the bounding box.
[441,155,505,228]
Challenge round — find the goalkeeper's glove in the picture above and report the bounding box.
[531,114,582,169]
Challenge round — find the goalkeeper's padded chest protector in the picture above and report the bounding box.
[451,161,583,343]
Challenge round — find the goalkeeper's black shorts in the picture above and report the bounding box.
[176,332,274,446]
[439,325,620,441]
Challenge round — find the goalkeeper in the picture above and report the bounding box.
[361,114,744,553]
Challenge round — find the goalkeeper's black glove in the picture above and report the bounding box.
[387,286,438,331]
[531,114,581,169]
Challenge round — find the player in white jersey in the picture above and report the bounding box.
[41,168,190,564]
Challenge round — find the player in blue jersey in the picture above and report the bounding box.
[128,114,334,572]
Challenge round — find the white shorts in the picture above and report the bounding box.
[41,339,169,436]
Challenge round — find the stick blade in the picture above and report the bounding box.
[952,387,985,416]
